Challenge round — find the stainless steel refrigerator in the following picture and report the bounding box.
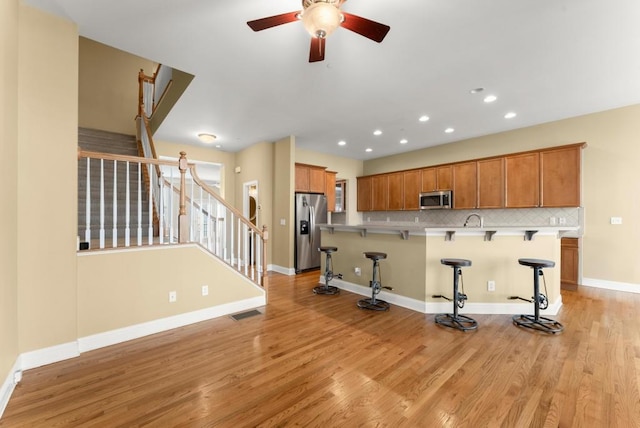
[295,193,327,273]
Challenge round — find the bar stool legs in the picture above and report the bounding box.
[509,258,564,334]
[433,258,477,331]
[357,252,391,311]
[313,247,341,295]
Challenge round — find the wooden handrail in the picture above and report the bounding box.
[78,148,184,167]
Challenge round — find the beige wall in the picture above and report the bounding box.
[155,139,236,204]
[0,0,19,381]
[77,246,264,336]
[17,6,79,352]
[272,137,295,269]
[235,142,275,264]
[295,148,364,226]
[79,37,155,135]
[363,105,640,287]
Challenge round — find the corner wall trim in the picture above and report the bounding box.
[78,296,266,353]
[269,264,295,276]
[581,278,640,294]
[0,358,22,420]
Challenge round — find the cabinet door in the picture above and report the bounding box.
[453,162,477,209]
[437,165,453,190]
[357,176,372,212]
[561,238,579,288]
[505,152,540,207]
[388,172,404,210]
[308,166,326,193]
[371,175,389,211]
[421,168,437,192]
[541,146,581,207]
[325,171,337,212]
[478,158,505,208]
[403,170,421,210]
[295,164,309,192]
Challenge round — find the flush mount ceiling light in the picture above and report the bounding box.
[197,133,217,144]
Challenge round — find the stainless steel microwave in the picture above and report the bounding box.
[419,190,453,209]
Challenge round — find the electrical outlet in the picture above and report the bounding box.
[487,280,496,292]
[549,217,557,225]
[354,267,361,276]
[559,217,566,225]
[611,217,623,225]
[415,217,419,223]
[201,285,209,296]
[169,291,177,303]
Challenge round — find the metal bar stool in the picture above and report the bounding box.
[357,252,392,311]
[313,246,341,295]
[509,258,563,334]
[433,258,478,331]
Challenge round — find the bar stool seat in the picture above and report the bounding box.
[510,258,563,334]
[433,258,477,331]
[357,252,390,311]
[313,246,341,295]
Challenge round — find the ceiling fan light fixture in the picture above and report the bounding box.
[302,2,343,38]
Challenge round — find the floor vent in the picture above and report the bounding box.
[230,309,262,321]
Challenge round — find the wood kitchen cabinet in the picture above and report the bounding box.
[421,165,453,191]
[505,152,540,207]
[477,157,505,208]
[540,145,581,207]
[357,176,372,211]
[453,162,477,209]
[295,163,327,193]
[388,172,404,210]
[561,237,579,290]
[403,170,421,210]
[325,171,337,212]
[371,174,389,211]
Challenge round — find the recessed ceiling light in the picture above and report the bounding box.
[470,87,484,94]
[400,139,408,144]
[419,115,429,122]
[504,112,517,119]
[215,144,222,148]
[365,148,373,152]
[338,140,346,146]
[483,95,497,103]
[373,130,382,136]
[445,128,455,133]
[197,133,217,143]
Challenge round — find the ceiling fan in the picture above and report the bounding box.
[247,0,390,63]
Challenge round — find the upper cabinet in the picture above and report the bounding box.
[325,171,337,212]
[371,174,389,211]
[453,162,477,209]
[403,170,421,210]
[387,172,404,211]
[505,152,540,208]
[540,145,581,207]
[421,165,453,191]
[357,176,372,212]
[477,157,505,208]
[295,163,326,193]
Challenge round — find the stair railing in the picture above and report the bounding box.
[77,149,268,287]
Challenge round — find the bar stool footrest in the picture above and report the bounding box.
[434,313,478,331]
[313,285,340,295]
[357,298,390,311]
[512,314,564,334]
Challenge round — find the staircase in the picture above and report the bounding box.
[77,128,153,244]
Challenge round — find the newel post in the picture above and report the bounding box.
[178,151,189,243]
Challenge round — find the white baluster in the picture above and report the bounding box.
[137,163,142,246]
[159,174,164,245]
[244,224,248,276]
[148,166,153,245]
[112,160,118,248]
[169,168,174,243]
[190,174,194,241]
[85,157,91,243]
[230,213,234,266]
[125,161,130,247]
[207,194,212,253]
[237,217,242,272]
[99,159,105,249]
[199,186,204,245]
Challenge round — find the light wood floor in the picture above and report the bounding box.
[2,271,640,427]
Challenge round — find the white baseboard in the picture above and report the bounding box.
[581,278,640,294]
[78,296,265,353]
[268,264,295,276]
[20,342,80,371]
[0,358,22,420]
[327,277,562,315]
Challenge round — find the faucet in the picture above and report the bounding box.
[464,213,484,228]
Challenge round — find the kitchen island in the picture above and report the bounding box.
[319,224,579,315]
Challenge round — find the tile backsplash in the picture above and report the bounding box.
[331,207,583,229]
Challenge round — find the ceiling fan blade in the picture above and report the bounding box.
[309,37,326,62]
[247,12,299,32]
[340,12,390,43]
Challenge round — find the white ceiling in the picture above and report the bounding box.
[26,0,640,160]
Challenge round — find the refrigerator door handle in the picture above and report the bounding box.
[309,208,315,247]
